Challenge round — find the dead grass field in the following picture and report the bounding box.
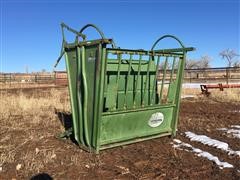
[210,89,240,102]
[0,88,71,178]
[0,87,239,179]
[181,87,240,102]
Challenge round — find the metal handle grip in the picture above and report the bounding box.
[79,24,116,48]
[79,24,105,40]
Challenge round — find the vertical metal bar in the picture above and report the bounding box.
[171,54,185,136]
[124,54,133,109]
[81,46,90,147]
[159,56,168,104]
[115,53,122,109]
[150,55,160,105]
[95,47,107,153]
[92,43,101,148]
[226,68,229,84]
[76,46,85,146]
[133,54,142,107]
[170,57,176,83]
[166,56,176,101]
[142,56,152,106]
[64,52,80,143]
[116,53,122,84]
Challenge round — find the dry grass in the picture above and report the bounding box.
[180,86,240,102]
[181,88,201,96]
[0,83,57,90]
[181,87,240,103]
[210,88,240,102]
[0,88,70,124]
[0,88,70,177]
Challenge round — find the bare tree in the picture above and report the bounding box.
[233,61,240,68]
[219,49,239,67]
[185,59,199,69]
[220,49,239,84]
[198,55,211,69]
[185,55,211,69]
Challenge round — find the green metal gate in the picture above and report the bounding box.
[55,23,194,153]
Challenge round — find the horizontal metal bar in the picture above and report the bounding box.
[107,47,194,54]
[64,39,113,49]
[102,104,176,116]
[100,132,172,149]
[153,47,195,53]
[107,48,184,57]
[108,48,148,53]
[201,84,240,89]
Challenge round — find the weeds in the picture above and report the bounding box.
[210,89,240,102]
[0,88,70,125]
[0,88,70,177]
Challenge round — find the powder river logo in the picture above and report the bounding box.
[148,112,164,128]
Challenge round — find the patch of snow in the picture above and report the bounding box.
[181,95,196,99]
[218,126,240,140]
[16,164,22,171]
[226,129,240,139]
[231,125,240,129]
[173,139,182,144]
[116,165,130,175]
[185,131,240,157]
[172,139,234,169]
[185,132,229,150]
[229,110,240,113]
[35,148,40,154]
[217,128,228,131]
[182,83,202,89]
[182,83,240,89]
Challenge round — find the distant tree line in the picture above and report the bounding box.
[186,55,211,69]
[185,49,239,69]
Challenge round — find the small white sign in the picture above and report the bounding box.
[88,57,96,61]
[148,112,164,128]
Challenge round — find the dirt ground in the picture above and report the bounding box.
[0,88,239,179]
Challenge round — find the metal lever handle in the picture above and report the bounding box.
[61,23,86,39]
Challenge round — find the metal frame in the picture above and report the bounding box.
[55,23,195,153]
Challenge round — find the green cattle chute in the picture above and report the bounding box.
[55,23,195,153]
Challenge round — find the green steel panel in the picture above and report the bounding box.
[100,107,174,145]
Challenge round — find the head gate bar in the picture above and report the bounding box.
[55,23,195,153]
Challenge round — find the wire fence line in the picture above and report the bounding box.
[0,67,240,89]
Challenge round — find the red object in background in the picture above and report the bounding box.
[200,83,240,95]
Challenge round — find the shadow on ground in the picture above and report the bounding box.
[30,173,53,180]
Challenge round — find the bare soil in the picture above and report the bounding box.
[0,88,239,179]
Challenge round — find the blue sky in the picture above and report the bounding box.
[1,0,239,73]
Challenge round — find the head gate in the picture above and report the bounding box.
[55,23,195,153]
